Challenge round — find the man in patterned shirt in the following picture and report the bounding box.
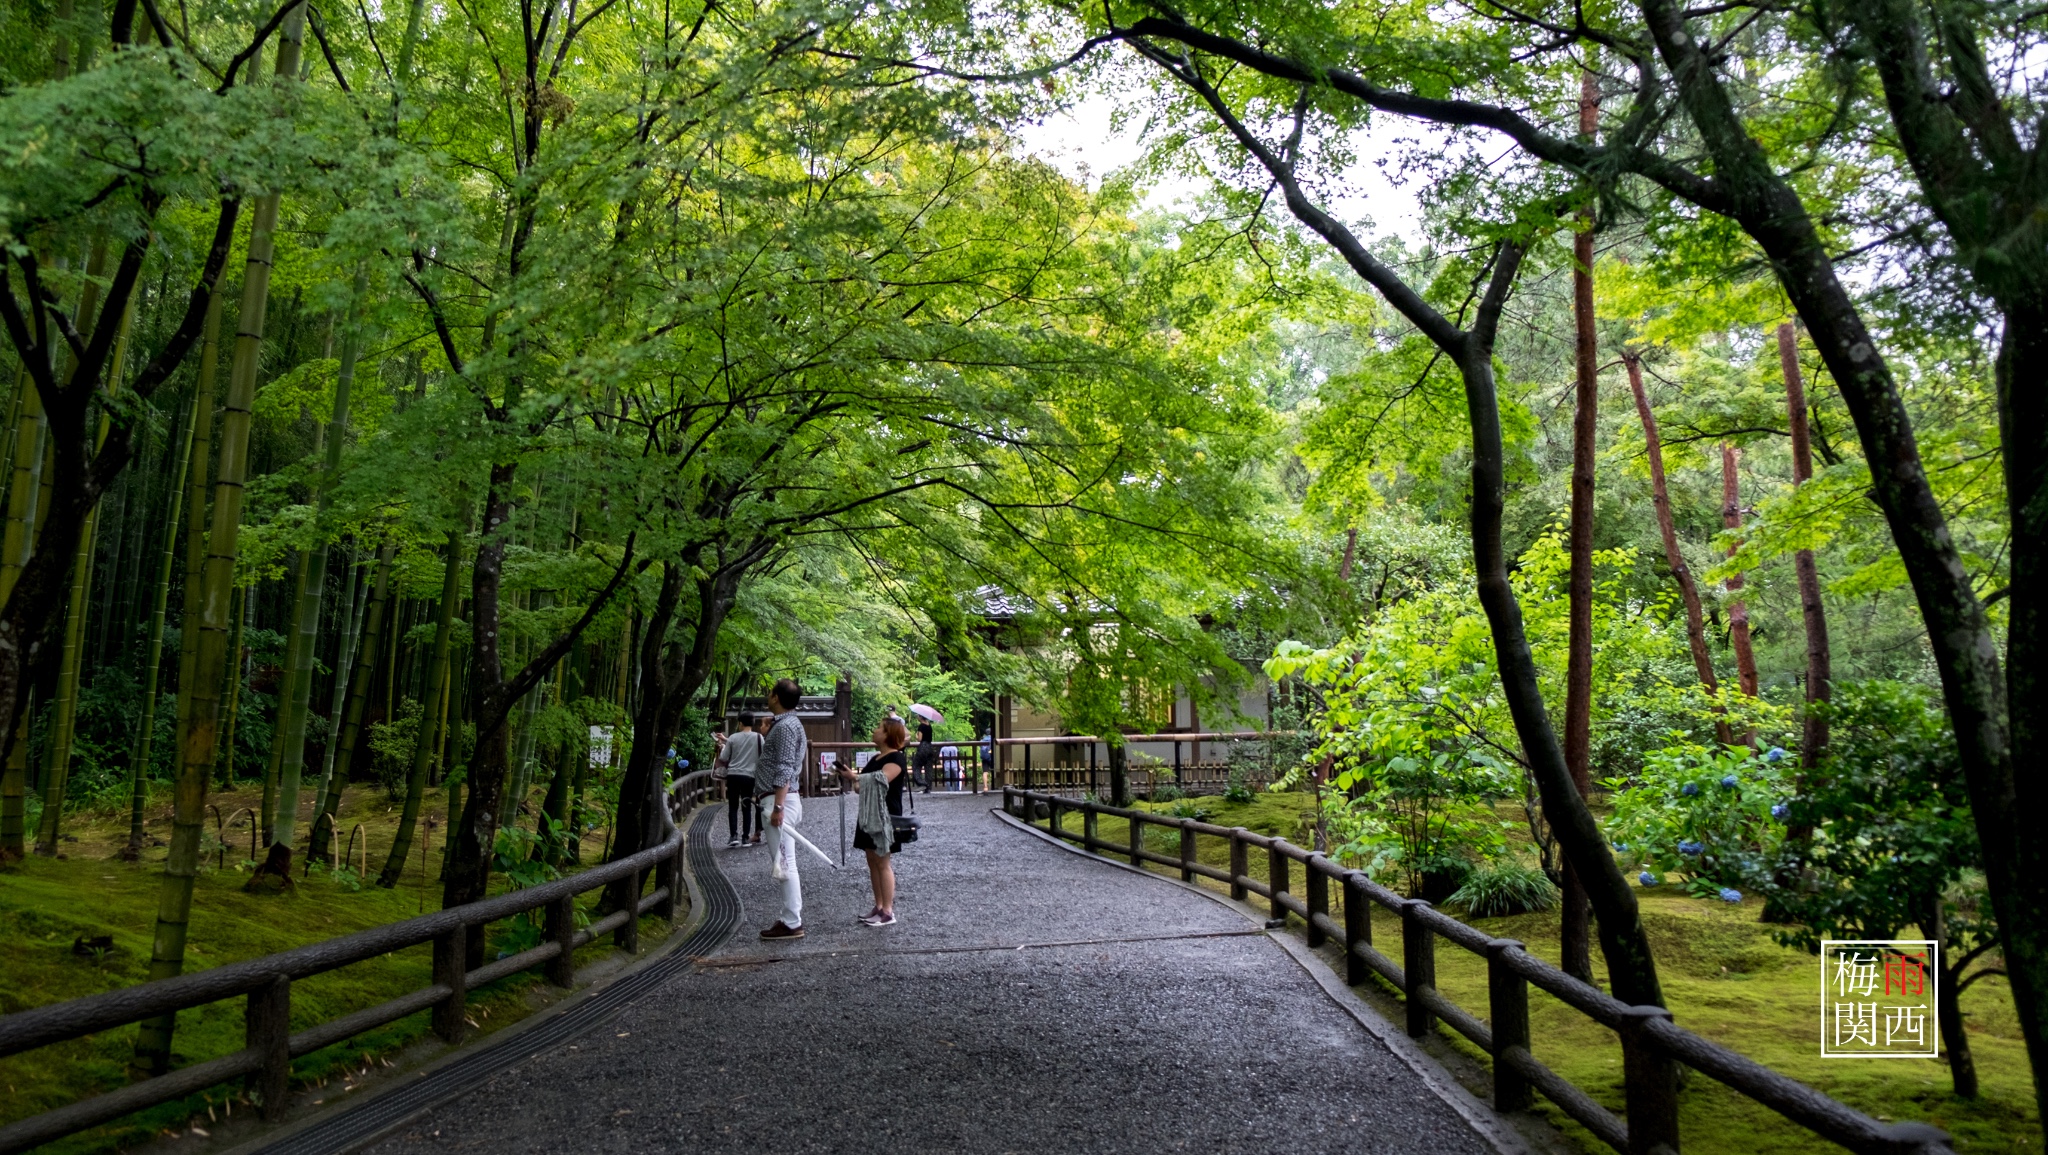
[757,678,808,939]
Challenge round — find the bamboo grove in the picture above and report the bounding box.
[0,0,1284,1068]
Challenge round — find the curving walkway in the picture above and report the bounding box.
[354,796,1512,1154]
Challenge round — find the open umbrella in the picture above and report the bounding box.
[908,702,945,725]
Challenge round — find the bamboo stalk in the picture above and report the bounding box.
[382,531,462,887]
[310,544,389,862]
[0,366,47,859]
[178,288,223,791]
[309,553,365,828]
[273,272,366,849]
[134,0,308,1077]
[123,396,198,858]
[220,586,250,788]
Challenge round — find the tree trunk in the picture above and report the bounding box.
[1918,896,1980,1098]
[1778,323,1831,765]
[381,532,461,888]
[1624,353,1730,745]
[309,542,392,863]
[35,295,135,854]
[1720,442,1760,712]
[1107,740,1129,807]
[1560,68,1600,983]
[442,469,517,932]
[123,397,195,858]
[132,0,306,1076]
[1992,298,2048,1119]
[604,564,687,922]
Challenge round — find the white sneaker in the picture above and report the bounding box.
[727,838,741,848]
[861,911,897,927]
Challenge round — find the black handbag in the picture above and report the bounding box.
[890,813,921,845]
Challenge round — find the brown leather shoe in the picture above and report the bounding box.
[759,921,805,940]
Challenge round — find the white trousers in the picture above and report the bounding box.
[759,793,804,927]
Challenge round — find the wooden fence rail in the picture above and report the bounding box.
[1004,787,1954,1155]
[0,772,718,1155]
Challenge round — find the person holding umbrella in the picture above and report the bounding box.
[908,703,944,793]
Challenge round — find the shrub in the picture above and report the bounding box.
[1448,860,1559,917]
[1602,743,1785,899]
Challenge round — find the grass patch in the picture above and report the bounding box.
[1031,792,2039,1153]
[0,782,669,1154]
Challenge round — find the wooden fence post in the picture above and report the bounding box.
[1229,829,1249,902]
[432,925,468,1044]
[1267,840,1289,922]
[545,894,577,988]
[1487,939,1531,1112]
[1178,819,1195,882]
[1401,900,1436,1038]
[1343,873,1371,984]
[1048,797,1061,838]
[1305,856,1329,947]
[615,868,642,954]
[653,851,678,922]
[1618,1006,1680,1155]
[245,974,291,1118]
[1128,811,1144,866]
[1083,805,1098,852]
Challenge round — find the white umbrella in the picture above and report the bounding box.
[908,703,945,724]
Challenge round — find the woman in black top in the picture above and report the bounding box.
[913,720,938,792]
[844,718,907,925]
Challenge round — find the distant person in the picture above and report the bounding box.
[940,744,960,789]
[758,679,808,940]
[913,720,938,793]
[717,713,764,848]
[843,717,908,925]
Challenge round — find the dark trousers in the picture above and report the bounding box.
[726,776,757,840]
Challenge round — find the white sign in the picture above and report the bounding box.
[1820,940,1938,1058]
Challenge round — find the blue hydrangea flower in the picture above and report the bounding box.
[1613,842,1629,853]
[1718,888,1743,903]
[1639,872,1659,886]
[1678,840,1704,856]
[1720,774,1740,789]
[1770,802,1791,820]
[1763,747,1788,763]
[1681,783,1701,796]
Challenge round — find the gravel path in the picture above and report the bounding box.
[363,794,1501,1154]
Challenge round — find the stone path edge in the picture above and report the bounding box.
[217,805,735,1155]
[988,805,1536,1155]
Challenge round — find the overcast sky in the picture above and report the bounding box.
[1011,90,1432,244]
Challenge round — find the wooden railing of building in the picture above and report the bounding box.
[1003,787,1953,1155]
[0,772,719,1155]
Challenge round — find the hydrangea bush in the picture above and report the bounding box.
[1602,744,1787,900]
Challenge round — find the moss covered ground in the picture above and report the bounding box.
[0,782,669,1154]
[1031,791,2039,1154]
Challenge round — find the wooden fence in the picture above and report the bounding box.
[0,772,718,1155]
[1003,788,1954,1155]
[798,731,1302,798]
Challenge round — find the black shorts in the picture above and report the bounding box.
[852,827,900,854]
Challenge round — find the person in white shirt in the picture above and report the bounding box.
[757,680,808,940]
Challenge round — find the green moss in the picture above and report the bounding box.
[1029,793,2039,1153]
[0,783,666,1154]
